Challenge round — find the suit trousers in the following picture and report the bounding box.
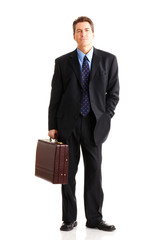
[61,111,104,226]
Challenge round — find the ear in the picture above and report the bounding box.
[73,34,75,40]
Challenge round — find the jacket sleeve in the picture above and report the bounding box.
[105,56,120,117]
[48,59,63,130]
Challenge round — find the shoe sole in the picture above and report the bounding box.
[86,225,116,231]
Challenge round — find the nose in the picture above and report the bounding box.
[81,30,86,37]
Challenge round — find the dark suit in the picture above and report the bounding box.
[48,47,119,226]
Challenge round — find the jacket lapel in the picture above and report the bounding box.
[69,48,100,87]
[89,48,100,85]
[70,50,82,87]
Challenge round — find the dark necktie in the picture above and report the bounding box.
[80,55,90,117]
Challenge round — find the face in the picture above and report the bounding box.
[73,22,94,50]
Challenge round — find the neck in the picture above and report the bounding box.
[78,45,93,54]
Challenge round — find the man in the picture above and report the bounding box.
[48,16,119,231]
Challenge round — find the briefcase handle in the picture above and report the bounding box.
[50,133,58,142]
[49,135,63,144]
[49,137,58,142]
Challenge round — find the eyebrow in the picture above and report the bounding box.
[76,28,90,31]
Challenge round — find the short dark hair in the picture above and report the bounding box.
[73,16,94,34]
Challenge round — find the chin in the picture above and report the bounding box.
[80,43,89,47]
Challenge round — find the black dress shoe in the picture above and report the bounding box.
[60,221,77,231]
[86,220,116,231]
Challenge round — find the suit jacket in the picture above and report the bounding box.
[48,47,119,145]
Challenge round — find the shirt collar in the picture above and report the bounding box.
[77,47,93,63]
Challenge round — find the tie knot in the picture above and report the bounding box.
[83,55,88,63]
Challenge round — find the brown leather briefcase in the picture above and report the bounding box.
[35,139,69,184]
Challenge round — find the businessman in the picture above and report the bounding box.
[48,16,119,231]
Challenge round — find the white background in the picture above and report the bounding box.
[0,0,160,239]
